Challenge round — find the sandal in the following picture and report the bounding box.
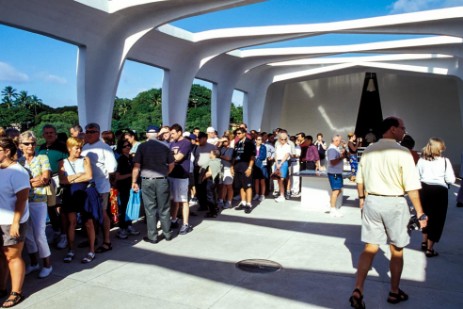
[387,288,408,304]
[81,252,96,264]
[2,291,24,308]
[349,288,365,309]
[421,242,427,251]
[63,251,75,263]
[95,242,112,253]
[426,249,439,258]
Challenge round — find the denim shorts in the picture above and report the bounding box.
[328,173,343,190]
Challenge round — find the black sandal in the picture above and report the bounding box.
[387,288,408,304]
[95,242,112,253]
[2,292,24,308]
[349,288,365,309]
[426,249,439,257]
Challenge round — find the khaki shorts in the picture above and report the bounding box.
[361,195,411,248]
[1,223,28,247]
[169,178,189,203]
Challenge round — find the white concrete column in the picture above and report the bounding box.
[76,42,126,131]
[211,83,219,130]
[162,66,198,127]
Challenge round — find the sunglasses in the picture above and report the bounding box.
[86,130,99,134]
[123,144,132,149]
[22,142,36,146]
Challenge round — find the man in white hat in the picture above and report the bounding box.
[206,127,219,146]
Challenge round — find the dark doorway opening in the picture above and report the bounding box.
[355,72,383,145]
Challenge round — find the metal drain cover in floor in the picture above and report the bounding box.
[236,259,282,273]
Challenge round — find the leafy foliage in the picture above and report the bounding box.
[1,84,243,139]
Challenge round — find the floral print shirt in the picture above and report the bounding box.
[19,154,51,203]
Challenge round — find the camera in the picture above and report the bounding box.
[407,215,421,231]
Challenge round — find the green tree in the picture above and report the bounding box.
[1,86,18,107]
[16,90,30,106]
[28,95,44,117]
[230,103,243,126]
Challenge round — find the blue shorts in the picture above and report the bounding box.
[274,160,289,178]
[328,173,343,190]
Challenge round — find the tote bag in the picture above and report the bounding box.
[125,189,141,221]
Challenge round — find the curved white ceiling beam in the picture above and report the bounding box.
[269,58,457,84]
[75,0,168,14]
[268,54,453,66]
[236,36,463,58]
[191,6,463,42]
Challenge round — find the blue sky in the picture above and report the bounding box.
[1,0,462,108]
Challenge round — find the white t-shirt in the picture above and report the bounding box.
[82,140,117,194]
[275,142,291,161]
[0,163,30,224]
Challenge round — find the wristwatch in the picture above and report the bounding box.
[418,214,428,220]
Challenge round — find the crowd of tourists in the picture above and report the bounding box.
[0,118,459,308]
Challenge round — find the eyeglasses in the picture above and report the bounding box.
[86,130,99,134]
[22,142,36,146]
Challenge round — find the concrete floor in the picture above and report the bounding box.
[15,181,463,308]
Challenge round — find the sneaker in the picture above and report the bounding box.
[171,220,179,229]
[127,226,140,236]
[56,234,68,249]
[189,197,198,206]
[217,200,224,208]
[244,205,252,214]
[235,202,245,210]
[272,191,279,197]
[116,229,128,239]
[291,192,301,198]
[179,224,192,235]
[275,195,285,203]
[252,194,260,201]
[285,193,291,200]
[330,208,343,217]
[38,266,53,279]
[26,264,40,275]
[259,195,265,202]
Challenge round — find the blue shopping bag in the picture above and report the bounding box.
[125,189,141,221]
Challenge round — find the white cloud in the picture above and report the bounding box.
[390,0,463,13]
[0,61,29,82]
[37,72,67,84]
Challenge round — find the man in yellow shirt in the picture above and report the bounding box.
[349,117,428,309]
